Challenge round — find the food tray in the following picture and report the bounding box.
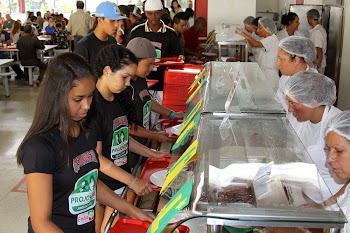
[161,119,183,139]
[154,57,185,66]
[146,79,159,88]
[139,157,171,191]
[110,218,190,233]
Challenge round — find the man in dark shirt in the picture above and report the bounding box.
[129,0,181,94]
[17,25,47,82]
[172,12,188,55]
[51,22,72,51]
[74,1,127,65]
[3,14,14,29]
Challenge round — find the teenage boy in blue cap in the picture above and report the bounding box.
[75,1,128,65]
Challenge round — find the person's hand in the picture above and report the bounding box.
[235,27,243,35]
[154,131,173,143]
[174,112,185,119]
[127,206,155,222]
[151,149,171,159]
[131,178,154,196]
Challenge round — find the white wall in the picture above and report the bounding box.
[207,0,256,34]
[337,0,350,110]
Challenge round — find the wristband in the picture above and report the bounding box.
[169,110,175,120]
[129,178,138,189]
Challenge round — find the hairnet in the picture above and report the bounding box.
[325,111,350,142]
[307,9,320,20]
[258,17,277,35]
[243,16,255,27]
[279,36,316,63]
[284,70,337,108]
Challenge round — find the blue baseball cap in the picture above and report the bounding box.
[95,1,128,20]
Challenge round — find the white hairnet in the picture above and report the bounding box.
[243,16,255,26]
[326,111,350,142]
[284,70,337,108]
[258,17,277,35]
[279,36,316,63]
[307,9,320,20]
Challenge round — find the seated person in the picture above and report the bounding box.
[16,25,47,83]
[51,22,72,53]
[31,16,42,35]
[44,16,56,35]
[0,24,24,79]
[183,16,206,58]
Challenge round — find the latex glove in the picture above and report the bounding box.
[235,27,243,35]
[154,131,173,143]
[131,178,154,196]
[151,149,171,159]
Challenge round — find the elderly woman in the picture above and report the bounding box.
[284,71,346,197]
[276,36,317,110]
[325,111,350,233]
[238,17,279,90]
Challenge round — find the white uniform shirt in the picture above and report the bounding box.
[259,34,279,90]
[309,24,327,69]
[276,28,305,41]
[288,106,346,195]
[327,182,350,233]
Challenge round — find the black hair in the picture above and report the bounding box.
[171,0,181,13]
[77,1,84,9]
[173,12,188,25]
[56,22,62,28]
[281,12,298,26]
[252,16,262,27]
[28,12,34,19]
[185,8,194,18]
[30,16,37,21]
[94,44,139,127]
[37,11,41,16]
[119,5,130,18]
[161,13,171,26]
[20,26,24,32]
[24,25,32,33]
[17,53,97,165]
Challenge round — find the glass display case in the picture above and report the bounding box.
[185,62,285,117]
[188,114,346,230]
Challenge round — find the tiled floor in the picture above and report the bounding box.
[0,78,38,233]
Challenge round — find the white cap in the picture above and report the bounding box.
[145,0,163,11]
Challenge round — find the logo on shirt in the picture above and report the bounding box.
[139,89,150,102]
[77,209,94,225]
[113,116,128,131]
[143,100,151,129]
[68,169,98,215]
[151,41,162,50]
[111,126,128,166]
[73,150,98,174]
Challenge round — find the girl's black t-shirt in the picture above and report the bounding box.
[21,128,100,233]
[94,90,130,190]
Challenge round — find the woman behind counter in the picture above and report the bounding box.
[276,12,304,41]
[16,53,154,233]
[276,36,317,110]
[284,71,347,197]
[237,17,279,91]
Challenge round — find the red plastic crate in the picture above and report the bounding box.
[110,218,190,233]
[164,65,203,85]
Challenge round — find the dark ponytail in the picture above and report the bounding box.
[281,12,298,26]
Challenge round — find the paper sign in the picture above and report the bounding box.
[224,73,240,113]
[254,161,274,181]
[186,80,207,105]
[160,140,198,195]
[188,68,206,93]
[147,179,193,233]
[172,113,200,151]
[179,98,203,134]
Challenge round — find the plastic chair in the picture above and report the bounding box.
[0,71,15,97]
[22,66,36,86]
